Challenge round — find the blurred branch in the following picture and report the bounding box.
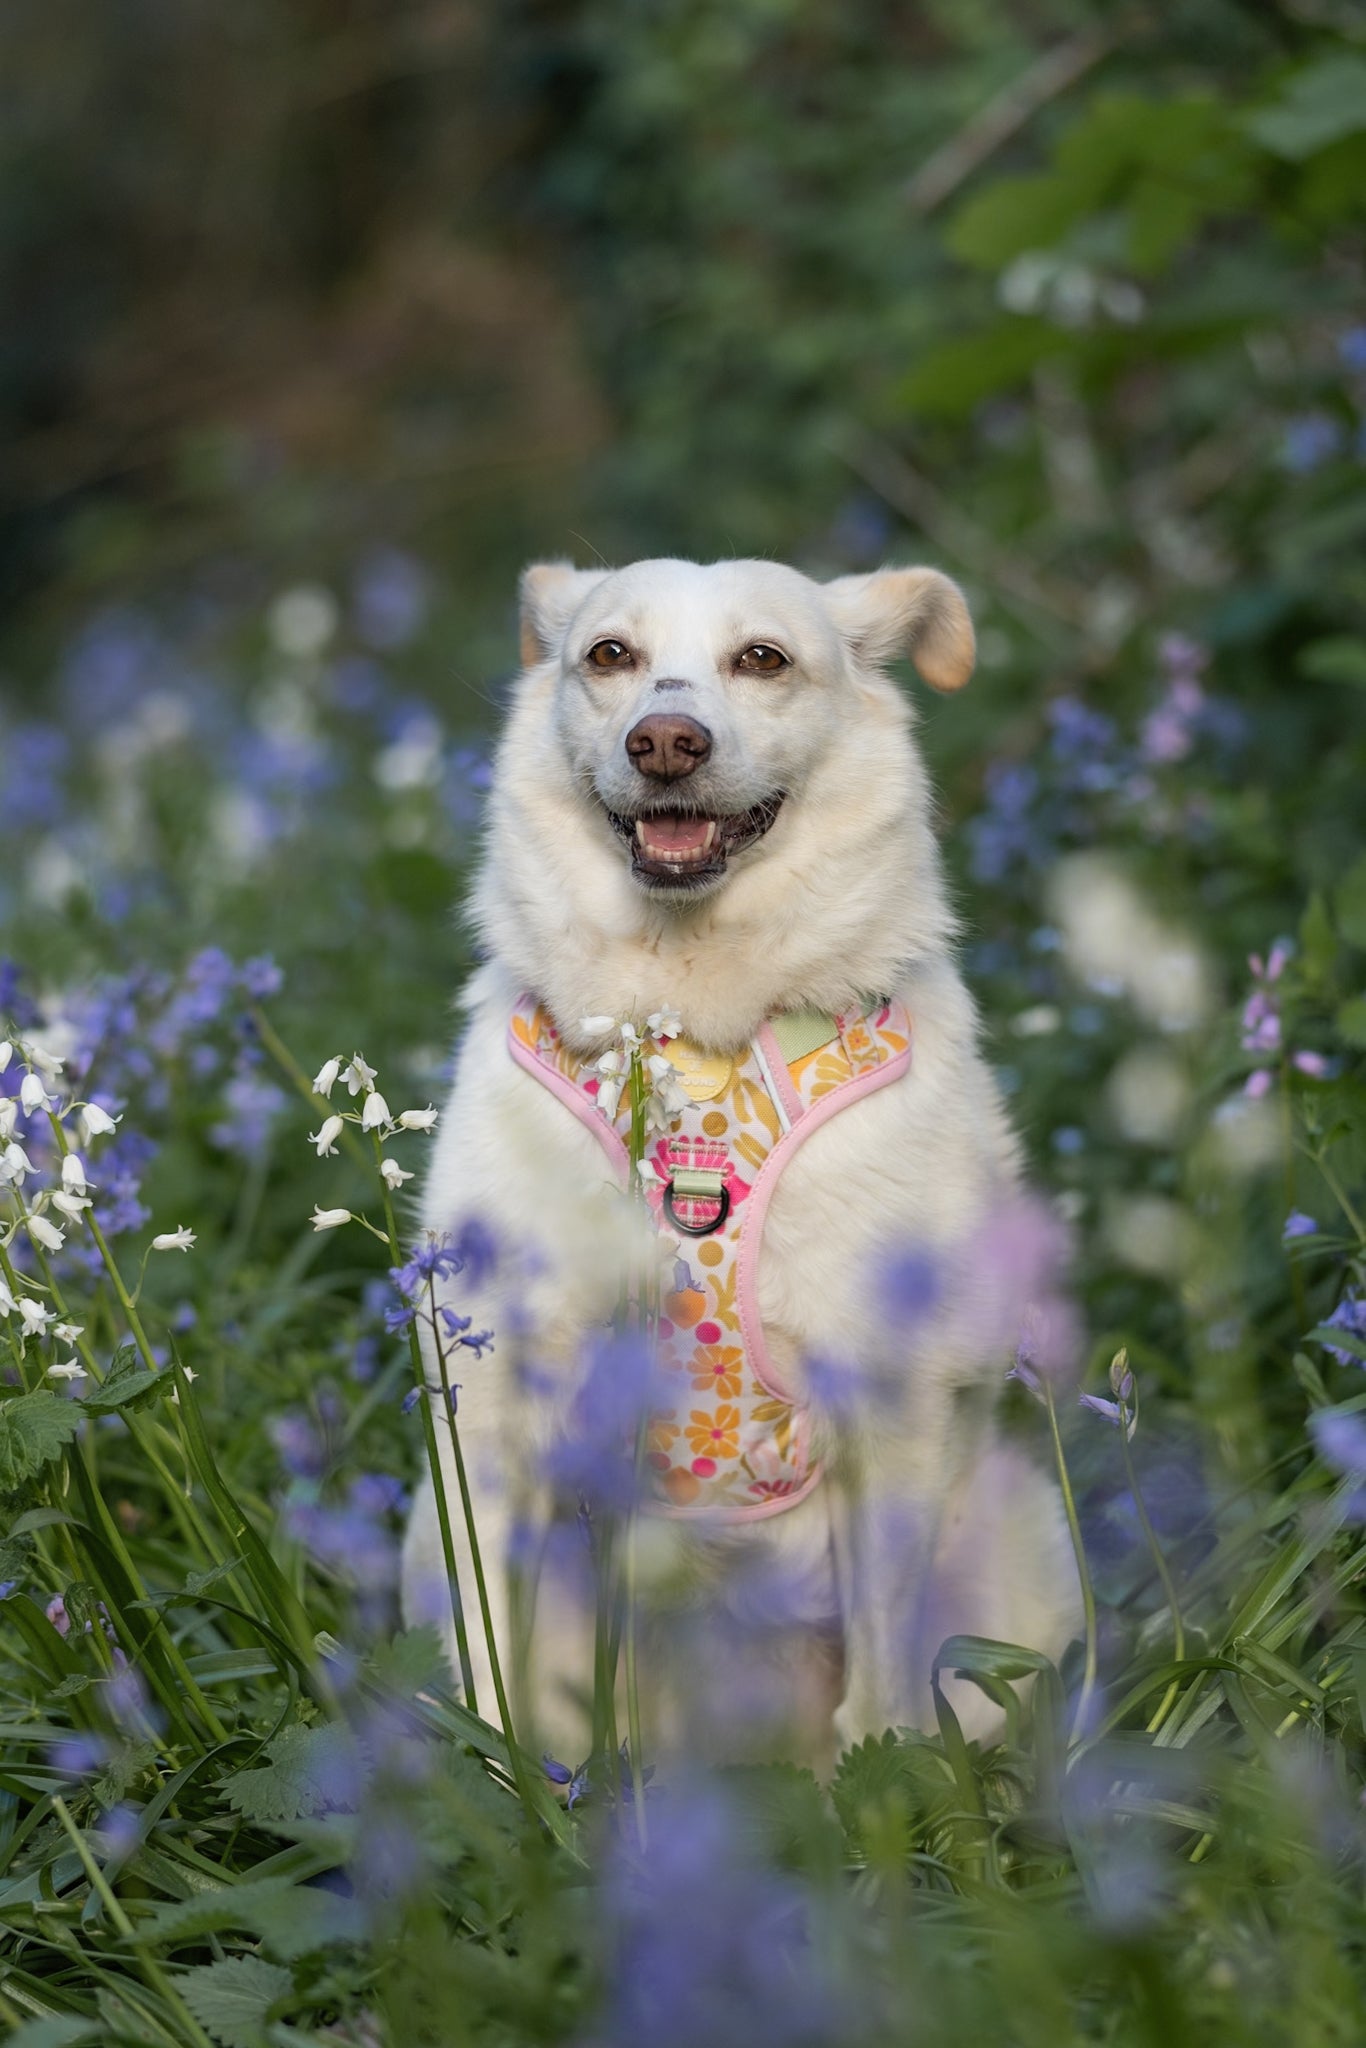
[830,422,1086,654]
[902,26,1115,216]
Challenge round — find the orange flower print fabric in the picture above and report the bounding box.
[508,994,913,1519]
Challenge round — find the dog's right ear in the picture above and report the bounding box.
[519,562,611,668]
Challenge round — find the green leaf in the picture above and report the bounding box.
[0,1392,83,1492]
[219,1722,364,1822]
[1246,56,1366,161]
[4,2020,98,2048]
[138,1875,363,1957]
[831,1731,954,1857]
[1299,891,1337,982]
[79,1345,163,1416]
[0,1531,35,1584]
[1298,635,1366,690]
[365,1623,451,1701]
[178,1957,293,2048]
[1335,854,1366,950]
[1335,995,1366,1048]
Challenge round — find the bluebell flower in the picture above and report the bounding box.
[876,1243,942,1329]
[1282,1211,1318,1240]
[597,1777,840,2048]
[390,1235,466,1301]
[401,1387,423,1415]
[542,1329,670,1514]
[352,545,430,651]
[1320,1293,1366,1368]
[1338,326,1366,374]
[209,1068,286,1155]
[240,955,284,1000]
[270,1410,327,1481]
[1281,412,1343,473]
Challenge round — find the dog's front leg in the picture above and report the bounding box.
[830,1385,988,1748]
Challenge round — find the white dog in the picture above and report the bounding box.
[402,556,1079,1761]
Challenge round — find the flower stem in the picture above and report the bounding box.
[1122,1416,1187,1736]
[1044,1380,1099,1742]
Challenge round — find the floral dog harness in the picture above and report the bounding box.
[508,997,912,1521]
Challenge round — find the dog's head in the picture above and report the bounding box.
[514,556,975,902]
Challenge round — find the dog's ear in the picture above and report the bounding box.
[519,561,611,667]
[823,566,975,693]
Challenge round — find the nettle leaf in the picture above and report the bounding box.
[178,1956,293,2048]
[366,1623,450,1701]
[80,1345,164,1415]
[0,1391,83,1492]
[831,1731,956,1856]
[0,1532,35,1584]
[220,1721,365,1821]
[140,1874,364,1959]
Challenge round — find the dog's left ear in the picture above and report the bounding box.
[823,566,975,693]
[519,561,611,668]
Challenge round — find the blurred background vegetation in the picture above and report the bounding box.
[4,6,1366,2041]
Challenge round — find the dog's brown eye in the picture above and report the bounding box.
[587,639,633,670]
[736,643,789,673]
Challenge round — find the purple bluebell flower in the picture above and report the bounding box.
[1309,1408,1366,1479]
[1320,1294,1366,1369]
[390,1235,465,1301]
[452,1217,499,1286]
[596,1777,839,2048]
[1283,1211,1318,1240]
[542,1329,670,1514]
[240,955,284,1000]
[209,1068,286,1155]
[49,1734,109,1779]
[270,1410,327,1481]
[1339,326,1366,375]
[876,1243,941,1329]
[1281,412,1343,473]
[352,546,430,651]
[401,1387,423,1415]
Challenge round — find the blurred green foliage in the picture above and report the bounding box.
[3,3,1366,2044]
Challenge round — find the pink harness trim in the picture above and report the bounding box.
[508,997,912,1522]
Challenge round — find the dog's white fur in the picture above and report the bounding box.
[402,556,1079,1757]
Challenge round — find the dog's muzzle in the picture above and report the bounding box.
[602,793,785,890]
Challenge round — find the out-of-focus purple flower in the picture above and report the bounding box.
[1309,1408,1366,1479]
[240,955,284,1000]
[1320,1294,1366,1369]
[802,1351,897,1420]
[286,1497,399,1598]
[271,1410,327,1481]
[99,1804,143,1862]
[969,1194,1079,1387]
[1339,327,1366,375]
[1244,1068,1274,1100]
[1281,412,1343,473]
[352,546,430,652]
[1283,1211,1318,1240]
[93,1128,156,1238]
[597,1778,840,2048]
[350,1805,426,1920]
[351,1472,408,1517]
[49,1734,109,1779]
[0,723,69,830]
[1048,696,1120,792]
[1292,1051,1330,1079]
[876,1244,942,1329]
[967,760,1046,883]
[46,1593,71,1637]
[401,1387,423,1415]
[828,493,893,564]
[542,1329,672,1514]
[60,608,163,725]
[209,1067,287,1155]
[452,1218,499,1287]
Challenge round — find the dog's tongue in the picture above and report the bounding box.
[643,816,713,853]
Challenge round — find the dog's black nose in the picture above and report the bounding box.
[625,713,712,781]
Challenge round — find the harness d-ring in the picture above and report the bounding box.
[662,1180,731,1237]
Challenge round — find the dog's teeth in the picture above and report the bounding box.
[636,821,647,845]
[702,821,717,852]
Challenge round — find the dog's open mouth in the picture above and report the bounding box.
[603,794,785,889]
